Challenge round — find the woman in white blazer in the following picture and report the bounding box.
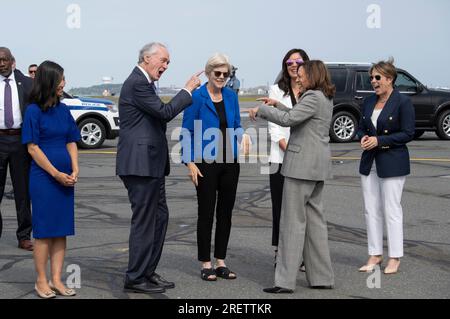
[268,49,309,268]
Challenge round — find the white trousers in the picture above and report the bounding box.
[361,168,406,258]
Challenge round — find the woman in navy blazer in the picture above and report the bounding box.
[181,53,249,281]
[357,59,415,275]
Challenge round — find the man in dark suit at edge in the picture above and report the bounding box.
[117,42,202,294]
[0,47,33,251]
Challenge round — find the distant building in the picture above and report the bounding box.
[102,76,113,84]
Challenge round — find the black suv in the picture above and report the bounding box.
[327,63,450,142]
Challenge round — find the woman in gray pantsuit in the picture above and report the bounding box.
[248,60,335,293]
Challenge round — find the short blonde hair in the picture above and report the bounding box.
[205,53,232,75]
[370,57,397,86]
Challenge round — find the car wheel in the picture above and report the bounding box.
[436,109,450,140]
[330,111,358,143]
[414,130,425,139]
[77,118,106,149]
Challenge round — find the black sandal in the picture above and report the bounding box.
[201,268,217,281]
[215,266,237,280]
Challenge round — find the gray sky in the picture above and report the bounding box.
[4,0,450,89]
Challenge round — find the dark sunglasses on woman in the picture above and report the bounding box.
[370,75,382,81]
[213,71,229,78]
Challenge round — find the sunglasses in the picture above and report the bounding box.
[213,71,229,78]
[286,59,304,66]
[29,70,37,74]
[370,75,382,81]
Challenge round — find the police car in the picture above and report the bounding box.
[62,92,119,149]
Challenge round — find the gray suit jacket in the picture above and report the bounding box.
[116,67,192,177]
[258,90,333,181]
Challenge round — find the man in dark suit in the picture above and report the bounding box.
[0,47,33,251]
[117,42,202,294]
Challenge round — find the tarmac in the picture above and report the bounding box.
[0,108,449,300]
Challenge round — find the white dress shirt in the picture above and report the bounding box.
[0,72,22,129]
[268,84,294,163]
[137,65,152,84]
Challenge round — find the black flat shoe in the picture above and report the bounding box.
[263,286,294,294]
[124,281,166,294]
[147,273,175,289]
[310,285,334,289]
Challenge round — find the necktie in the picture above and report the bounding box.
[4,79,14,128]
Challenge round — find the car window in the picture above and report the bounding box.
[356,71,373,91]
[329,68,347,92]
[395,73,417,92]
[62,91,73,99]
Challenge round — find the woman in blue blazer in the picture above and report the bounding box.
[357,59,415,275]
[180,53,249,281]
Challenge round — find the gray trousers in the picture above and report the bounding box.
[275,177,334,290]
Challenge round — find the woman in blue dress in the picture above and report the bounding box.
[22,61,80,298]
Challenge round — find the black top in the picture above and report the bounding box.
[213,100,230,163]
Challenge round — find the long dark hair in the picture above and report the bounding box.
[301,60,336,99]
[29,61,64,111]
[277,48,310,97]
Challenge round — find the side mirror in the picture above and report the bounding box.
[416,83,424,93]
